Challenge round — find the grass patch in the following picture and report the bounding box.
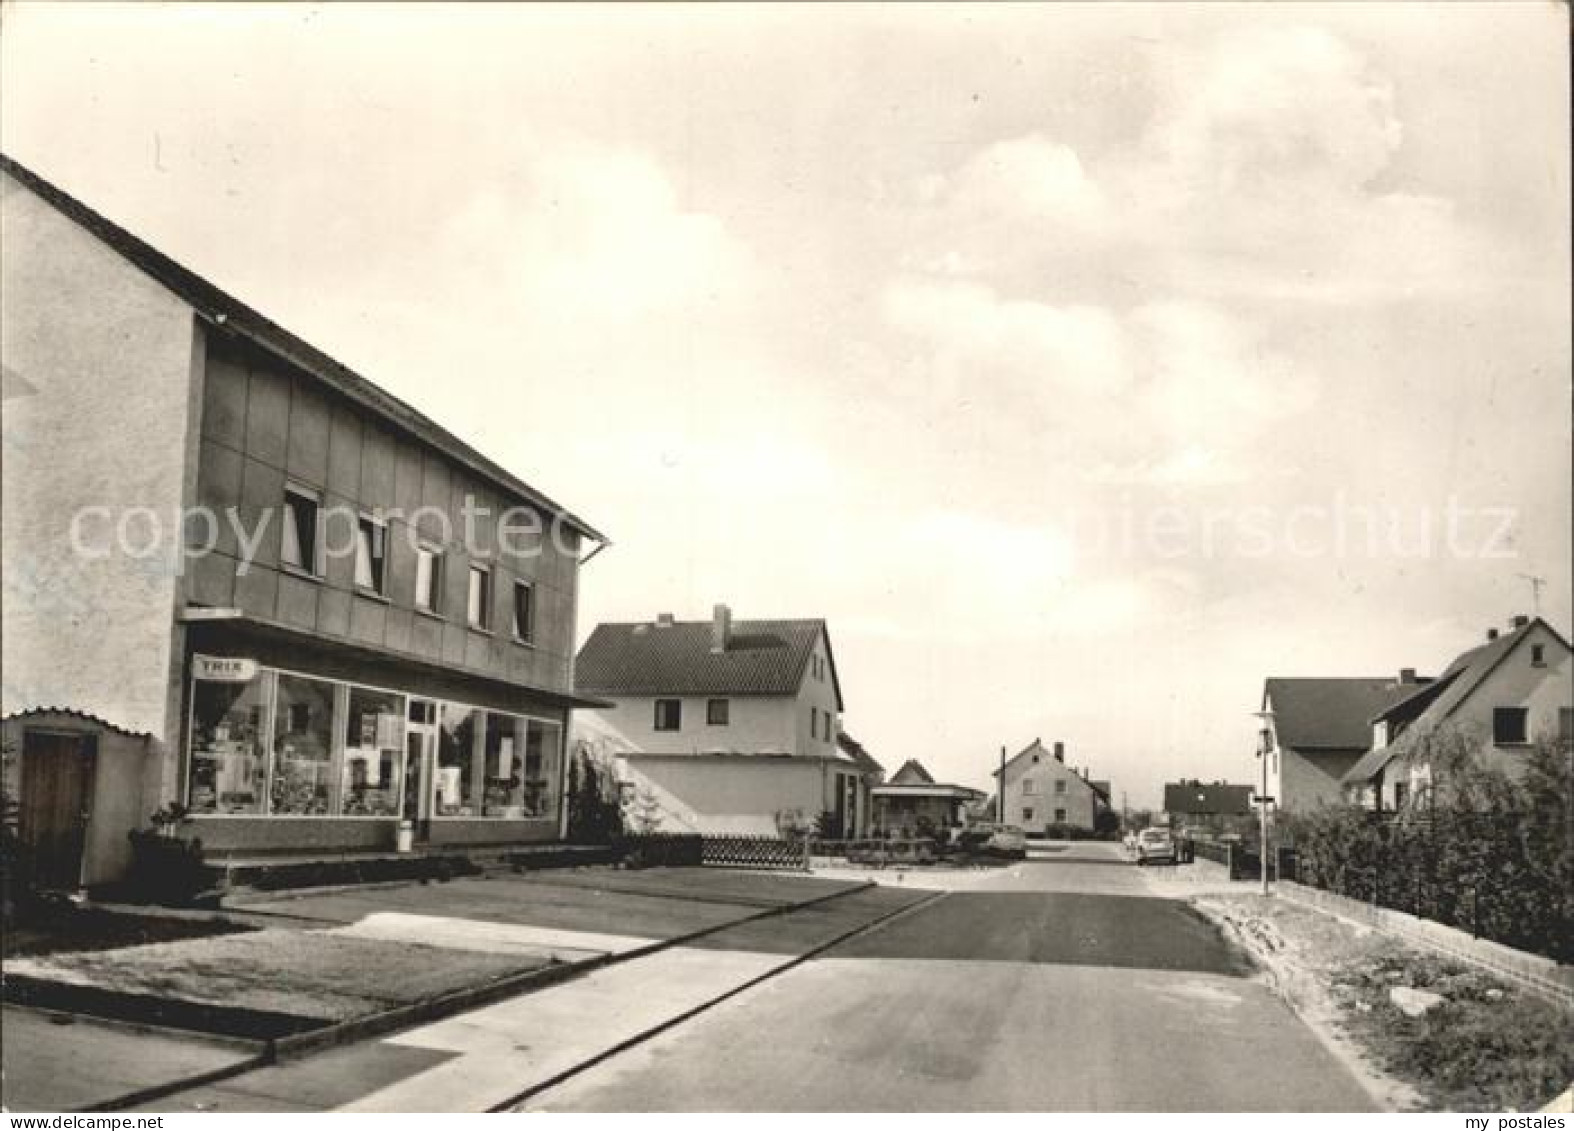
[2,904,251,958]
[6,928,556,1022]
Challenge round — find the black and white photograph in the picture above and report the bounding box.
[1,1,1570,1116]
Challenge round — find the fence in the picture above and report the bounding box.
[699,835,809,871]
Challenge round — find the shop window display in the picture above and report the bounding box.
[188,675,269,813]
[342,687,405,816]
[271,674,335,814]
[436,704,479,817]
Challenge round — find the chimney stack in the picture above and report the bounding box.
[1486,627,1499,641]
[1399,667,1417,684]
[1512,614,1530,629]
[1053,741,1065,763]
[711,604,732,652]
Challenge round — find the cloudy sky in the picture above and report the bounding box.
[4,3,1568,804]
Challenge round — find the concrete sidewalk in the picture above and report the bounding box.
[138,885,932,1113]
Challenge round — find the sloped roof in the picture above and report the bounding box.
[1262,677,1425,750]
[575,618,842,707]
[889,758,934,785]
[2,707,152,739]
[0,153,605,543]
[836,731,885,779]
[1164,781,1253,815]
[996,737,1059,776]
[1343,617,1570,786]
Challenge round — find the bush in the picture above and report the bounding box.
[1282,734,1573,962]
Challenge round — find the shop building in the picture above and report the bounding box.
[1,154,607,887]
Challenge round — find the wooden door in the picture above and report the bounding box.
[19,731,97,890]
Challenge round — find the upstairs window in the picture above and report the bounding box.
[1492,706,1529,745]
[1531,643,1546,666]
[654,699,681,732]
[415,544,443,613]
[281,486,320,574]
[1054,779,1067,795]
[707,698,730,726]
[354,515,386,594]
[467,564,492,629]
[1022,778,1037,795]
[512,580,535,643]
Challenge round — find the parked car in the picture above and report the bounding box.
[960,823,1027,859]
[1136,826,1176,866]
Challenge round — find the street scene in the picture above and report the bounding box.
[2,1,1571,1118]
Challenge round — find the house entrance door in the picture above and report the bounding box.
[19,730,97,890]
[404,699,439,840]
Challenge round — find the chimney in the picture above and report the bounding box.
[711,604,732,652]
[1486,627,1499,641]
[1399,667,1417,684]
[1512,614,1530,629]
[655,612,675,628]
[1053,741,1065,763]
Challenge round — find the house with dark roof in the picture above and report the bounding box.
[1,154,604,889]
[1259,672,1429,812]
[1162,781,1254,834]
[1342,615,1573,810]
[870,759,985,837]
[574,605,876,836]
[992,739,1111,835]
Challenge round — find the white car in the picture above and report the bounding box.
[1136,826,1176,865]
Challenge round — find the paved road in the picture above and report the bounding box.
[527,843,1377,1112]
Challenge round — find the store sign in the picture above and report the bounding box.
[193,655,260,682]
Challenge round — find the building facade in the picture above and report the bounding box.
[573,606,874,836]
[869,759,985,837]
[1343,616,1574,810]
[1,155,605,887]
[993,739,1109,834]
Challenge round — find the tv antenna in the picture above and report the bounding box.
[1516,572,1546,615]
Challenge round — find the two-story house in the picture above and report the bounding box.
[1258,673,1428,813]
[992,739,1110,835]
[1343,615,1573,809]
[573,606,874,835]
[1,154,606,889]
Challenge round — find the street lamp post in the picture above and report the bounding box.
[1251,710,1275,896]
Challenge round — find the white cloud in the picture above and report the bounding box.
[945,135,1107,227]
[882,278,1130,399]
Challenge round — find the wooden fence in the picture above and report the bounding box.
[699,835,809,871]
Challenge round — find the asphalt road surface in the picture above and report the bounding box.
[527,843,1377,1112]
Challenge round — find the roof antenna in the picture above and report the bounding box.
[1516,573,1546,616]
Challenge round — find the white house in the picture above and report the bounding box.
[572,606,877,836]
[1343,615,1573,810]
[992,739,1110,835]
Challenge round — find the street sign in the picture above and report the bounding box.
[193,654,260,682]
[1253,795,1276,805]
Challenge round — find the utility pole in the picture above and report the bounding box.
[1251,710,1276,896]
[998,745,1007,823]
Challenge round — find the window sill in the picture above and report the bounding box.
[414,607,446,623]
[279,564,324,584]
[467,624,495,637]
[354,588,391,604]
[512,636,537,649]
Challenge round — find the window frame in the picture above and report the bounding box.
[654,698,682,732]
[512,579,536,645]
[353,513,388,596]
[707,698,730,726]
[414,542,444,615]
[467,563,493,631]
[280,484,322,576]
[1492,706,1529,746]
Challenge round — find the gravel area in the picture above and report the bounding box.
[1195,893,1574,1113]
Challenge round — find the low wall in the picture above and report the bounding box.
[1276,880,1574,1009]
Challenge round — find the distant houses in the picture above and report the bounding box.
[1342,616,1572,811]
[993,739,1112,835]
[1162,780,1253,834]
[1259,675,1427,812]
[572,605,880,836]
[869,760,984,838]
[1259,614,1572,815]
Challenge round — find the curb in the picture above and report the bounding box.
[490,887,949,1112]
[81,877,878,1111]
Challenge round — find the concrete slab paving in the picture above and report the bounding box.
[1,1006,258,1112]
[327,912,655,961]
